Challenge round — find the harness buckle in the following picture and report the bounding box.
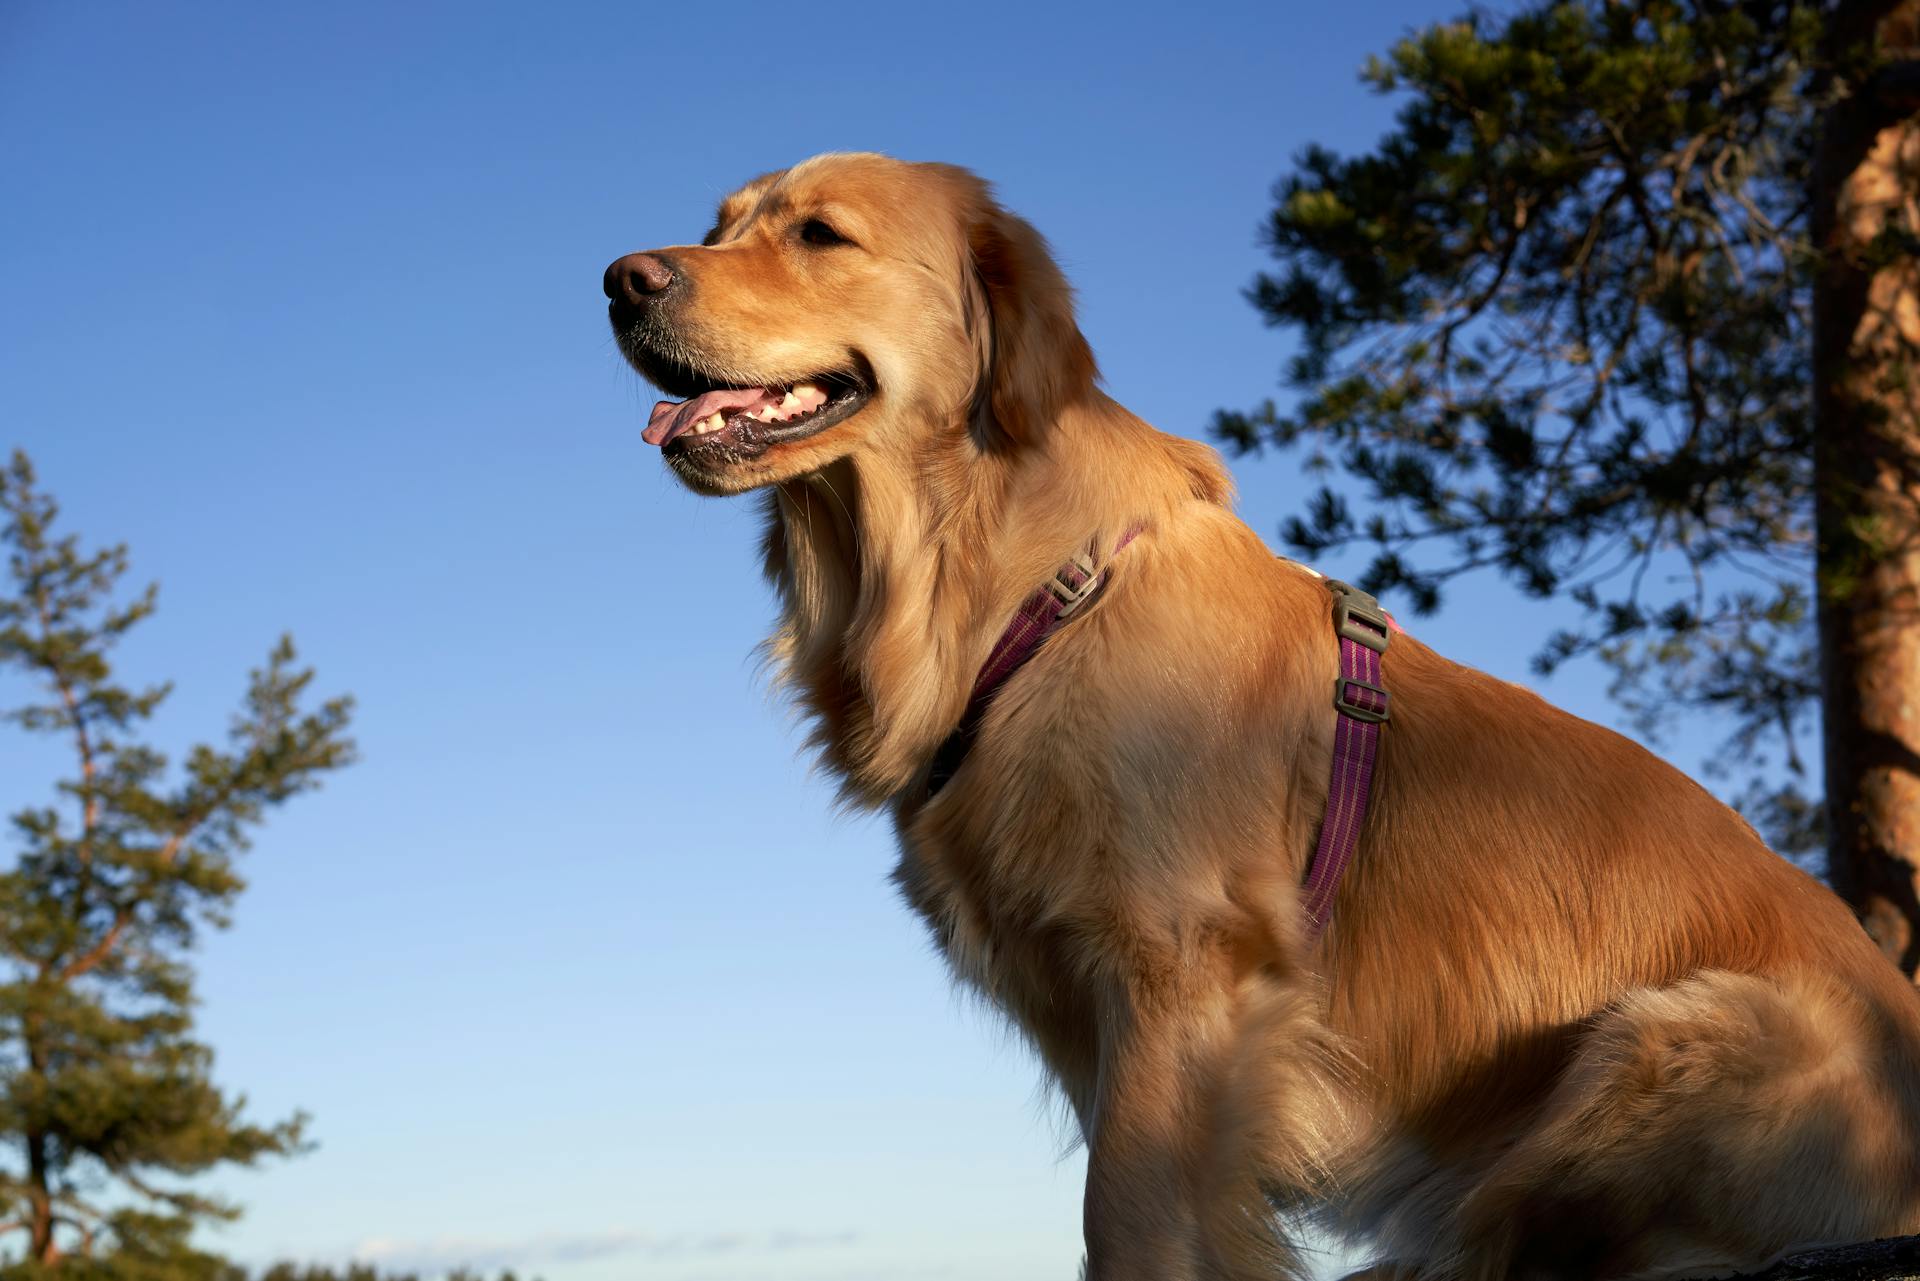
[1328,580,1391,654]
[1333,676,1391,724]
[1045,553,1101,617]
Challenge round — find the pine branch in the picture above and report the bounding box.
[1224,0,1828,839]
[59,806,219,984]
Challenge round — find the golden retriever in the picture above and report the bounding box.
[605,152,1920,1280]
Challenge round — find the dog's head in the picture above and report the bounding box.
[605,153,1095,495]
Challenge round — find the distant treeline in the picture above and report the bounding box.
[245,1267,537,1281]
[0,1263,537,1281]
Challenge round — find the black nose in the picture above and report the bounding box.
[603,252,676,307]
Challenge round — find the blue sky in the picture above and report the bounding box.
[1,3,1736,1279]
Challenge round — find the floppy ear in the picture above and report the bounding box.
[963,189,1098,440]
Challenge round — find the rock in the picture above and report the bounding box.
[1731,1237,1920,1281]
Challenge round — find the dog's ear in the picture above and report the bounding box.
[961,186,1097,441]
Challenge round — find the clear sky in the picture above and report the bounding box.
[0,3,1735,1280]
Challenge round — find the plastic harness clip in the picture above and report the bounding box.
[1328,580,1391,654]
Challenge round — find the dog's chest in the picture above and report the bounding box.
[891,748,1138,1105]
[894,841,1110,1113]
[899,799,1100,956]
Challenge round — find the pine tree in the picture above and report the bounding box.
[0,451,355,1276]
[1219,0,1920,968]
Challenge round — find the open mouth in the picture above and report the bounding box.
[640,366,871,461]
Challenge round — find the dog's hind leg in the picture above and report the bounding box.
[1446,970,1920,1281]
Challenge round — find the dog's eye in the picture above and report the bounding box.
[797,218,852,248]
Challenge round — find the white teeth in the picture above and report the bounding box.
[697,412,724,434]
[793,382,820,399]
[779,392,801,411]
[756,406,779,422]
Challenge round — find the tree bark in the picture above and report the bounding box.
[22,1006,54,1266]
[26,1128,52,1263]
[1815,0,1920,975]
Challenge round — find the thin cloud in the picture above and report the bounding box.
[350,1228,859,1274]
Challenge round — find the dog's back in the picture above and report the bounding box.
[1316,631,1920,1275]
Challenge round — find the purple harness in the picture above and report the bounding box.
[924,542,1392,941]
[1302,581,1392,941]
[926,528,1142,797]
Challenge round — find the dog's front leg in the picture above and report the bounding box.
[1078,962,1346,1281]
[1080,989,1220,1281]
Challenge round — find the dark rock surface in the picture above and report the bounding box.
[1731,1237,1920,1281]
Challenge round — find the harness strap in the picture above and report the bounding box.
[1300,580,1392,941]
[926,527,1142,799]
[926,552,1391,945]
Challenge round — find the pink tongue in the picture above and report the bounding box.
[643,387,778,446]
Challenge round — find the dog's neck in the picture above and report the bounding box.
[760,394,1230,806]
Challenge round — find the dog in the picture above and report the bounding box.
[605,152,1920,1280]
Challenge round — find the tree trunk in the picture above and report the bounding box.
[26,1128,53,1264]
[1815,0,1920,975]
[22,1006,55,1267]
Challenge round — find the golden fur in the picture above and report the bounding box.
[611,152,1920,1280]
